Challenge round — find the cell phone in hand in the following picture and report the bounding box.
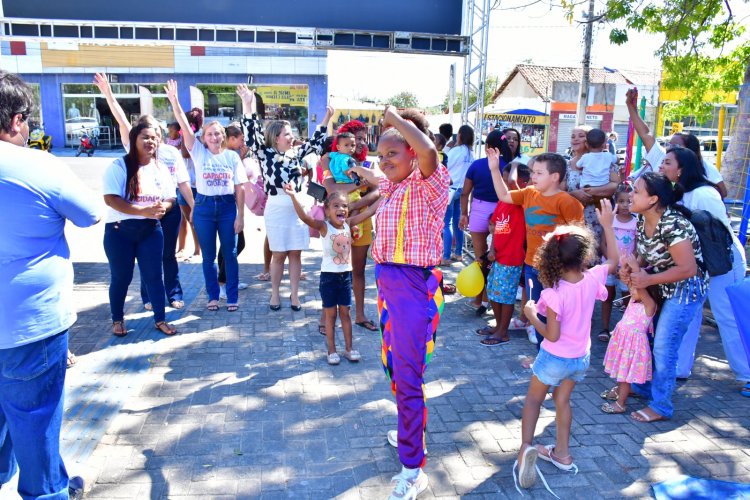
[307,181,327,203]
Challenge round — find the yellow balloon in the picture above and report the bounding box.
[456,261,485,297]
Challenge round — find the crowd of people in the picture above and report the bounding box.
[1,68,748,500]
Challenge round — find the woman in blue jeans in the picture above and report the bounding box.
[102,121,178,336]
[166,80,247,312]
[442,125,474,265]
[622,172,706,422]
[660,147,750,395]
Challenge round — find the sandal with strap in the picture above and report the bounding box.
[227,304,239,312]
[601,401,626,414]
[154,321,177,336]
[170,300,185,309]
[207,301,220,312]
[355,319,379,331]
[536,444,578,473]
[597,329,610,342]
[600,386,620,401]
[442,283,457,294]
[112,321,127,337]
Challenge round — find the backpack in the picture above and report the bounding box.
[689,209,733,276]
[246,176,267,217]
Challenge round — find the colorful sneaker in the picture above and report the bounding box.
[526,325,538,345]
[388,467,428,500]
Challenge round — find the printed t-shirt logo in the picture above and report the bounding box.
[525,206,555,227]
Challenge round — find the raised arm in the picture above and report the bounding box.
[236,85,266,160]
[296,104,334,159]
[625,88,655,152]
[94,73,131,147]
[282,183,327,235]
[164,79,195,153]
[487,147,514,204]
[595,199,619,275]
[383,105,438,178]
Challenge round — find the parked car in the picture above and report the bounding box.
[699,136,731,164]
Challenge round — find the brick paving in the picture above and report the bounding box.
[2,159,749,499]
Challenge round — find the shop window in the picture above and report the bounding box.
[197,84,310,138]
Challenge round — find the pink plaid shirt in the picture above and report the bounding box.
[372,164,450,267]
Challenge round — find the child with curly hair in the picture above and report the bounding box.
[512,200,619,495]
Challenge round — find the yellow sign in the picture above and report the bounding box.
[671,122,684,134]
[484,113,548,125]
[254,85,308,106]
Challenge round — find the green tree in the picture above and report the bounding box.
[596,0,750,199]
[443,75,500,113]
[386,91,419,108]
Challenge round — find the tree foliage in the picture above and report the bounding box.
[597,0,750,122]
[443,75,500,113]
[386,91,420,108]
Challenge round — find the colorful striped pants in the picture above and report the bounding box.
[376,263,444,469]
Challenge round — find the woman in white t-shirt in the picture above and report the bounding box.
[624,88,728,198]
[659,146,749,395]
[165,80,247,312]
[102,121,178,336]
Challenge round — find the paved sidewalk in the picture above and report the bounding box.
[2,156,749,498]
[5,253,748,499]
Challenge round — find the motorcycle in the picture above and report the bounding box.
[27,122,52,151]
[76,130,98,157]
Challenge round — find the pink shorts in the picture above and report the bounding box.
[468,198,497,233]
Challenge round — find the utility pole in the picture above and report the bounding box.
[576,0,596,125]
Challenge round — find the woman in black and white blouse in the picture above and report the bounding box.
[237,84,333,310]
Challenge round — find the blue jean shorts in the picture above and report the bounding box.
[532,347,590,386]
[320,271,352,308]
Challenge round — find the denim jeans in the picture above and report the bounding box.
[140,203,183,305]
[0,331,69,499]
[104,219,166,323]
[193,194,238,303]
[632,285,705,418]
[442,187,463,260]
[677,242,750,381]
[524,264,546,349]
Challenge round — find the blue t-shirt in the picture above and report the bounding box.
[0,142,102,348]
[465,157,509,203]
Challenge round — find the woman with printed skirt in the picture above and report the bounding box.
[102,120,178,336]
[165,80,247,312]
[348,106,450,499]
[93,74,195,310]
[237,84,333,311]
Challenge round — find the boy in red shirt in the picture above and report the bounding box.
[477,159,531,345]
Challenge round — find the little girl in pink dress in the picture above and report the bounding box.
[601,282,656,413]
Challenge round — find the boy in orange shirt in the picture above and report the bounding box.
[488,150,584,347]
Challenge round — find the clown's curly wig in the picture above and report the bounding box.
[533,225,596,289]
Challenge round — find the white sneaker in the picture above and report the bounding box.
[526,325,538,344]
[508,317,528,330]
[388,467,428,500]
[238,282,249,290]
[219,285,227,301]
[387,430,428,455]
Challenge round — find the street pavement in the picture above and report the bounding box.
[2,156,750,499]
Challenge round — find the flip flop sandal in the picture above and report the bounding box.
[319,325,327,335]
[355,320,379,331]
[480,337,510,346]
[475,326,495,336]
[144,302,153,311]
[207,302,220,312]
[631,408,666,423]
[170,300,185,309]
[227,304,239,312]
[112,321,127,337]
[597,329,610,342]
[601,401,626,414]
[255,272,271,281]
[442,283,457,294]
[154,321,177,336]
[67,351,77,369]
